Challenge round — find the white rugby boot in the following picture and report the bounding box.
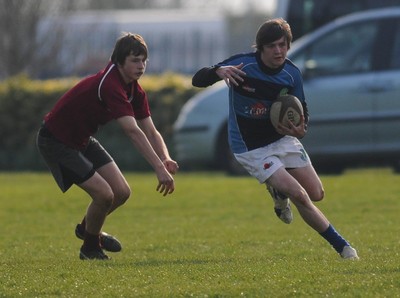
[267,185,293,224]
[340,246,359,260]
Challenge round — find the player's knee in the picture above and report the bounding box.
[103,191,115,209]
[114,185,131,206]
[309,188,325,202]
[290,188,310,206]
[93,188,114,210]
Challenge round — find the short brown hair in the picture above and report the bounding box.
[254,18,293,51]
[111,33,148,65]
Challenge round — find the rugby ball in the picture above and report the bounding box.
[270,95,303,129]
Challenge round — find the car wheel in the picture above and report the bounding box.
[393,160,400,174]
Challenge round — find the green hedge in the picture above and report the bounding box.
[0,74,199,171]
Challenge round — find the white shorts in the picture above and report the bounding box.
[234,136,311,183]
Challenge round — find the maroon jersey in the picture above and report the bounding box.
[44,62,150,150]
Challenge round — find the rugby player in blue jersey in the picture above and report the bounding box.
[192,18,358,259]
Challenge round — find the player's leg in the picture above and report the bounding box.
[83,137,131,213]
[77,173,114,260]
[266,167,329,232]
[267,166,358,259]
[288,164,324,202]
[96,161,131,214]
[76,139,127,253]
[78,173,114,235]
[234,146,294,224]
[291,165,359,259]
[37,130,118,259]
[266,164,323,223]
[76,162,130,253]
[75,164,125,254]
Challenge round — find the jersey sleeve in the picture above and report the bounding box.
[192,66,221,87]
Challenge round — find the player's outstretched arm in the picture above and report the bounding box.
[192,67,220,87]
[137,117,179,175]
[117,116,175,196]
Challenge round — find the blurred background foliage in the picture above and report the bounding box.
[0,74,198,171]
[0,0,269,170]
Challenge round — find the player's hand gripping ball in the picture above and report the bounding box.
[270,94,303,130]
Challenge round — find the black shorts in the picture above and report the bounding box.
[36,125,113,192]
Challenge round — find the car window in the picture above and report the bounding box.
[293,20,379,77]
[390,19,400,69]
[285,0,400,40]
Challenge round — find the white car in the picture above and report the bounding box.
[173,8,400,174]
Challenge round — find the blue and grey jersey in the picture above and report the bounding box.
[192,51,308,154]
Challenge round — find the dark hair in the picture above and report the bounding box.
[254,18,293,51]
[111,33,148,65]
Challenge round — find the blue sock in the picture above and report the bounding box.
[320,224,350,253]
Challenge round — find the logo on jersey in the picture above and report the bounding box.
[246,102,268,117]
[279,88,289,97]
[242,84,256,93]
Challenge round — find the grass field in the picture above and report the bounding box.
[1,169,399,297]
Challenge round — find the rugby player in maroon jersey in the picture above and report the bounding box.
[37,33,178,260]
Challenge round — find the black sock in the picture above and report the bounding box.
[76,217,86,235]
[80,217,86,229]
[82,231,101,251]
